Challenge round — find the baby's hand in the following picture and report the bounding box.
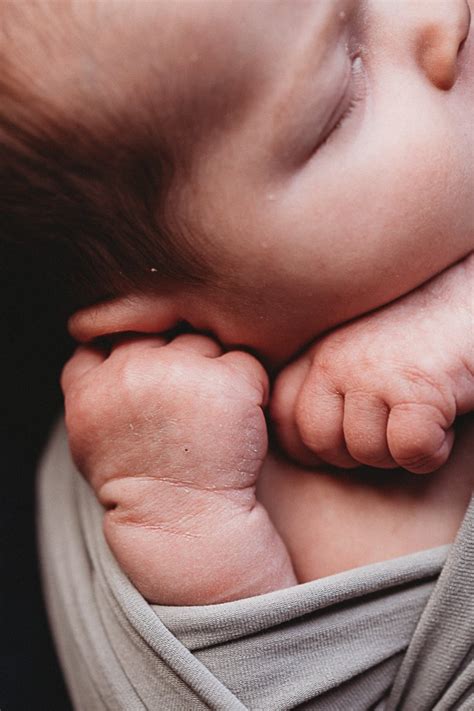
[272,255,474,474]
[62,333,295,604]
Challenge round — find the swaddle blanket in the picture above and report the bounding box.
[38,420,473,710]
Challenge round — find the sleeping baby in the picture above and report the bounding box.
[2,0,473,605]
[62,255,473,604]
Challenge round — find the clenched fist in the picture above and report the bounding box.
[62,333,296,605]
[272,255,474,474]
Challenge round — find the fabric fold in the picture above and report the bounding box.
[386,493,474,711]
[38,419,472,710]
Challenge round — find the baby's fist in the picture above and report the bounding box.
[272,258,474,474]
[61,333,270,493]
[61,334,297,604]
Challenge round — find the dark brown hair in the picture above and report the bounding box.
[0,6,208,311]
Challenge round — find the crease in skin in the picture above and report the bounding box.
[99,476,258,533]
[395,362,454,397]
[459,355,474,381]
[389,436,451,473]
[105,516,203,540]
[105,493,214,535]
[106,494,260,540]
[99,473,256,496]
[388,400,454,428]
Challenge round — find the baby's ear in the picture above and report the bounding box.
[69,294,181,343]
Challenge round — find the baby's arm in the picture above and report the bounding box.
[272,254,473,474]
[61,333,296,605]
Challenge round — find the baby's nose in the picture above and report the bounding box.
[415,0,471,90]
[369,0,471,91]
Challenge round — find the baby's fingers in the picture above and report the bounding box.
[342,392,397,468]
[60,345,106,395]
[295,378,359,468]
[272,358,330,466]
[387,403,455,474]
[168,333,222,357]
[220,351,270,406]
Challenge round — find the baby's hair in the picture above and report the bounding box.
[0,1,209,310]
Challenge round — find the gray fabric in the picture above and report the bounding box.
[37,419,473,710]
[386,483,474,711]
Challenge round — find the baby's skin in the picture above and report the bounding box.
[272,254,474,474]
[62,334,297,604]
[46,1,473,603]
[62,256,473,604]
[3,0,472,605]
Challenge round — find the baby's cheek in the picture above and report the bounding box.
[282,90,471,328]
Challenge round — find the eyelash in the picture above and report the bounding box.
[319,56,365,150]
[329,95,359,136]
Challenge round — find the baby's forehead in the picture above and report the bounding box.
[5,0,347,152]
[119,0,350,168]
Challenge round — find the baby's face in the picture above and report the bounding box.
[68,0,474,364]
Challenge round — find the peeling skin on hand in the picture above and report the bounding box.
[62,333,296,605]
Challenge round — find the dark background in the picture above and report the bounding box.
[1,243,72,709]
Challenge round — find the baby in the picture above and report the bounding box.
[62,257,474,604]
[2,0,473,604]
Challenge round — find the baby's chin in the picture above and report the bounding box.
[69,251,470,369]
[202,254,473,368]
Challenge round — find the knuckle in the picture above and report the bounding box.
[64,392,102,460]
[390,400,453,431]
[225,352,266,388]
[401,364,440,390]
[296,373,321,409]
[388,404,449,472]
[114,352,162,406]
[294,403,323,453]
[397,366,454,418]
[116,356,143,394]
[64,381,95,427]
[311,338,349,374]
[309,352,335,381]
